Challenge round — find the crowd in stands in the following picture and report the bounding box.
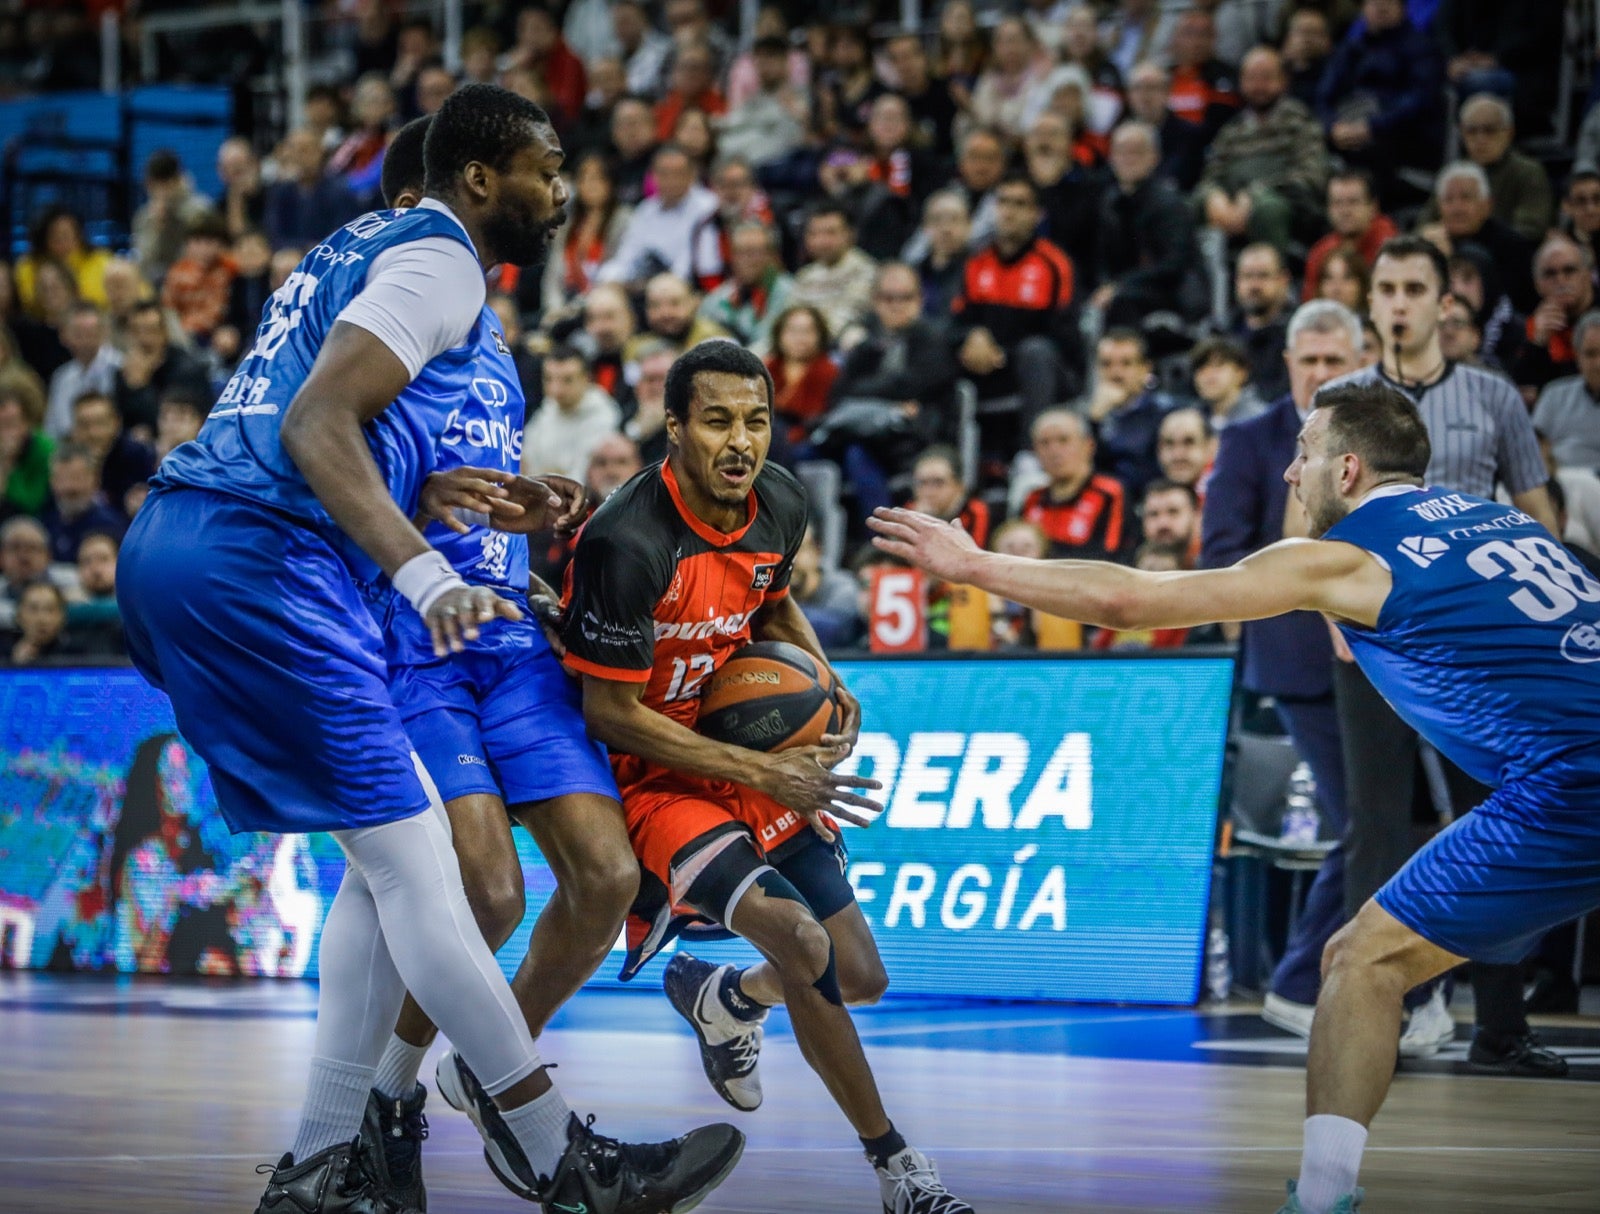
[2,0,1594,664]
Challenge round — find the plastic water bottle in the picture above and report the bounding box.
[1205,922,1232,1002]
[1279,761,1322,847]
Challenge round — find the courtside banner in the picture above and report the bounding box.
[0,655,1231,1003]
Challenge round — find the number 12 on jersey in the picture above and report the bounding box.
[665,654,716,702]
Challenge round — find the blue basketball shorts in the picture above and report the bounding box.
[387,641,617,808]
[117,487,432,835]
[1375,785,1600,965]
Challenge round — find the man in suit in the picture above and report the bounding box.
[1201,300,1361,1032]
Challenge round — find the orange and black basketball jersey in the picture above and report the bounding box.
[559,459,808,730]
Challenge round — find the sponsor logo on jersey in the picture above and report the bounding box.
[470,377,510,408]
[1398,535,1448,568]
[580,611,641,649]
[1447,511,1536,540]
[1560,621,1600,664]
[457,754,488,766]
[750,562,776,590]
[652,610,754,641]
[491,328,511,355]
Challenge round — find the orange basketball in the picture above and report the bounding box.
[695,641,841,752]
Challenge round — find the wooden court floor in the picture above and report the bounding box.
[0,976,1595,1213]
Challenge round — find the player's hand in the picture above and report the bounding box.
[821,682,862,754]
[502,473,587,535]
[418,466,520,535]
[527,572,567,657]
[756,743,882,844]
[867,507,984,584]
[426,585,522,657]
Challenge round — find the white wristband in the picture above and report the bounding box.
[393,550,467,618]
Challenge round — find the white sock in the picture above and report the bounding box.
[290,1056,376,1163]
[373,1034,430,1100]
[500,1084,574,1180]
[1297,1115,1368,1213]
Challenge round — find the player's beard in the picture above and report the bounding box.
[486,199,566,269]
[1303,469,1342,538]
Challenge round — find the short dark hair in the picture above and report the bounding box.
[72,389,115,414]
[1329,168,1376,199]
[78,528,120,556]
[544,342,586,369]
[1100,326,1149,362]
[144,149,181,183]
[52,440,96,468]
[1567,167,1600,194]
[994,172,1040,205]
[664,340,774,421]
[423,83,552,194]
[382,115,433,207]
[752,35,788,55]
[1142,477,1199,508]
[185,211,230,243]
[1188,335,1248,373]
[914,444,961,477]
[158,389,206,419]
[1312,381,1432,479]
[805,199,853,229]
[1375,234,1450,297]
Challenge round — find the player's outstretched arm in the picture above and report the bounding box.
[580,675,882,843]
[867,507,1388,632]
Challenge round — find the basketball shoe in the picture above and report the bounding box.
[254,1139,421,1214]
[1397,986,1456,1058]
[355,1084,428,1210]
[434,1049,745,1213]
[874,1147,975,1214]
[1274,1179,1363,1212]
[664,953,765,1111]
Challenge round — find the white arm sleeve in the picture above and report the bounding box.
[336,236,486,378]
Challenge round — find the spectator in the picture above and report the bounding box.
[953,175,1079,425]
[936,0,987,103]
[583,432,643,507]
[388,17,440,109]
[114,301,210,437]
[521,344,621,482]
[459,26,501,86]
[669,104,717,181]
[1438,296,1492,370]
[1317,0,1446,198]
[212,229,273,369]
[687,155,776,292]
[99,259,158,353]
[1156,406,1219,492]
[160,214,238,343]
[1057,4,1126,135]
[264,128,360,253]
[0,515,61,628]
[908,445,992,549]
[0,388,52,520]
[215,137,265,240]
[622,339,674,464]
[1302,170,1398,301]
[1281,7,1334,109]
[1101,0,1175,80]
[154,390,206,462]
[826,94,940,262]
[1164,7,1240,143]
[947,127,1009,254]
[654,40,725,142]
[625,273,727,360]
[1512,237,1595,402]
[598,144,717,285]
[1092,121,1200,328]
[1023,111,1102,279]
[326,74,395,207]
[302,84,346,152]
[1139,478,1200,556]
[17,207,111,314]
[1123,62,1206,192]
[790,202,878,351]
[1018,409,1134,562]
[912,190,972,318]
[986,519,1059,650]
[413,63,457,118]
[609,95,660,207]
[543,152,632,316]
[576,283,635,407]
[717,35,808,168]
[1196,47,1328,254]
[765,304,838,447]
[1560,169,1600,264]
[1309,245,1371,315]
[67,529,122,642]
[1419,94,1552,242]
[613,1,672,97]
[131,149,213,285]
[1085,328,1175,501]
[883,32,960,158]
[565,56,627,162]
[790,526,863,650]
[1532,311,1600,470]
[6,580,76,664]
[1189,335,1267,428]
[1433,160,1537,311]
[0,261,56,384]
[1448,245,1523,371]
[818,23,882,146]
[40,443,124,563]
[45,303,121,440]
[699,223,794,356]
[660,0,733,78]
[1225,243,1294,400]
[25,259,76,379]
[499,5,585,123]
[1435,0,1564,140]
[71,391,155,513]
[724,8,809,111]
[968,17,1050,141]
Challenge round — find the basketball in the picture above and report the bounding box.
[695,641,841,752]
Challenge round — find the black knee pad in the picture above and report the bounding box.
[753,866,812,909]
[812,942,843,1006]
[750,870,839,1003]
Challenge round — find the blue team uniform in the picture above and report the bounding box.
[117,205,479,835]
[1325,485,1600,963]
[377,309,615,808]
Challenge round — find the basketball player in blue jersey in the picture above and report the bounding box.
[349,118,642,1212]
[870,380,1600,1214]
[116,85,741,1214]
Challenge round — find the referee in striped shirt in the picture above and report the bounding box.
[1322,234,1566,1074]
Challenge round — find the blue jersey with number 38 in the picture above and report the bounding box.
[155,207,479,580]
[1326,485,1600,801]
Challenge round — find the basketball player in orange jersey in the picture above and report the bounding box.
[555,341,975,1214]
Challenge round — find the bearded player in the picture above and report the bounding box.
[555,341,976,1214]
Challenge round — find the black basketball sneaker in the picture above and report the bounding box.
[663,952,765,1112]
[355,1084,429,1210]
[254,1139,422,1214]
[434,1049,745,1213]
